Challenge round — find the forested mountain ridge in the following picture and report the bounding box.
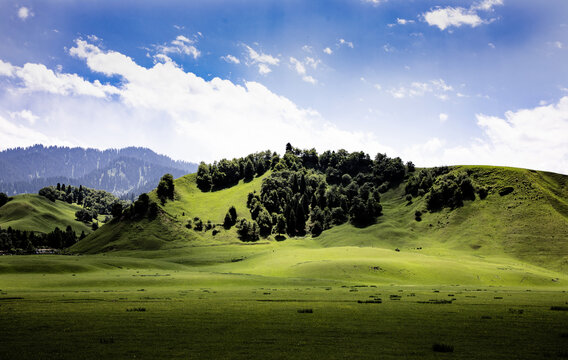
[0,145,197,197]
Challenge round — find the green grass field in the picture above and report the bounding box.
[0,253,567,359]
[1,166,568,358]
[0,194,92,235]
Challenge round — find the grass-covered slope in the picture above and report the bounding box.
[0,194,91,235]
[72,166,568,284]
[70,172,270,254]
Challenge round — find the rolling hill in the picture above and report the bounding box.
[0,194,92,235]
[70,164,568,287]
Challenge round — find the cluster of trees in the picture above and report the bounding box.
[206,145,414,241]
[196,151,275,191]
[0,225,85,253]
[405,168,487,212]
[38,184,130,216]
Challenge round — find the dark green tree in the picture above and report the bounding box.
[196,162,212,191]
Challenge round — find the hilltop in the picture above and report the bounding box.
[0,145,197,197]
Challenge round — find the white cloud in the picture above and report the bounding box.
[388,79,454,99]
[383,44,395,53]
[302,45,313,53]
[553,41,563,49]
[18,7,33,20]
[244,45,279,75]
[397,18,415,25]
[338,39,354,48]
[423,7,482,31]
[423,0,503,31]
[374,84,382,91]
[439,113,449,123]
[0,60,15,77]
[9,110,39,125]
[305,57,321,69]
[472,0,503,11]
[221,54,240,64]
[258,63,272,75]
[488,42,496,48]
[289,57,306,75]
[323,47,333,55]
[156,35,201,59]
[1,39,393,162]
[0,57,119,98]
[302,75,317,85]
[289,57,319,85]
[402,97,568,174]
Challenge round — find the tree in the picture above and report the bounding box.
[148,202,159,219]
[157,173,175,203]
[243,159,255,182]
[274,214,287,235]
[256,208,273,237]
[0,192,8,208]
[134,193,149,217]
[196,162,212,191]
[111,202,123,219]
[310,221,323,237]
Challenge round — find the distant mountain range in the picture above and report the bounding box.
[0,145,197,197]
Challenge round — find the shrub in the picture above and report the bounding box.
[432,344,454,353]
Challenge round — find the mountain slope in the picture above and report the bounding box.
[71,166,568,280]
[0,145,197,196]
[0,194,92,235]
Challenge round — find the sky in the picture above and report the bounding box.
[0,0,567,173]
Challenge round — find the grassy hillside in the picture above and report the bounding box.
[72,166,568,285]
[0,194,92,235]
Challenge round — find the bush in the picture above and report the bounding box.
[415,210,422,222]
[432,344,454,353]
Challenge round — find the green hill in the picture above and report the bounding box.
[70,164,568,287]
[0,194,92,235]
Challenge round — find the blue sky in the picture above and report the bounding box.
[0,0,567,173]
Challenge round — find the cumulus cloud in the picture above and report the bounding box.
[244,45,279,75]
[17,7,33,20]
[156,35,201,59]
[221,54,240,64]
[423,0,503,31]
[0,57,119,98]
[323,47,333,55]
[402,97,568,174]
[439,113,449,123]
[0,39,393,162]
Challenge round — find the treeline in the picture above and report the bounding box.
[216,144,414,241]
[0,225,85,254]
[196,150,274,191]
[38,183,130,219]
